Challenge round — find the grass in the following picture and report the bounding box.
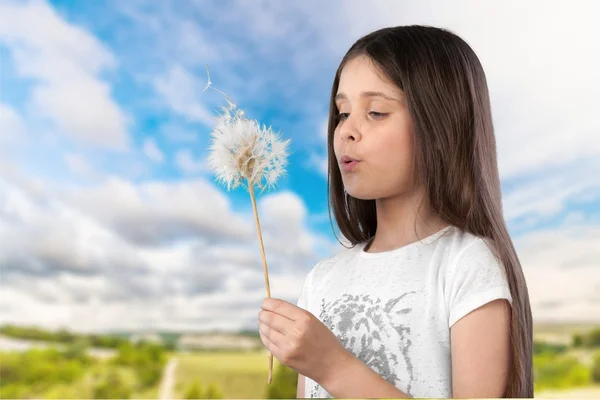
[536,385,600,398]
[534,324,599,335]
[174,350,281,399]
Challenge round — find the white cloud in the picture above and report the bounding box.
[502,160,600,224]
[64,177,253,246]
[0,0,130,150]
[0,172,326,332]
[175,149,206,174]
[516,224,600,323]
[63,153,95,177]
[308,152,328,177]
[152,65,216,126]
[306,117,329,177]
[0,103,27,148]
[142,138,164,163]
[257,191,333,266]
[161,123,198,143]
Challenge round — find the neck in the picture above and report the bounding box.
[366,187,448,253]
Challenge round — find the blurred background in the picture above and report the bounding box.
[0,0,599,398]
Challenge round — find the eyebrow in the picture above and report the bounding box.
[335,91,401,102]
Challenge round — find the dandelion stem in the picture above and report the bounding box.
[248,182,273,384]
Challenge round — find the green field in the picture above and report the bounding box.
[174,350,294,399]
[537,385,600,398]
[1,324,599,399]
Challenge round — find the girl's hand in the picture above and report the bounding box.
[258,297,352,384]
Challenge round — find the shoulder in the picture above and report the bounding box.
[435,226,502,269]
[438,228,512,327]
[448,229,504,276]
[306,242,362,281]
[299,240,366,295]
[296,243,360,310]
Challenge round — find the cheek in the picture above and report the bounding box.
[377,126,414,166]
[332,128,343,155]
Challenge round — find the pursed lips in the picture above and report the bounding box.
[340,155,361,171]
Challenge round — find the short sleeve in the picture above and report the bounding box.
[296,281,308,310]
[446,238,513,328]
[296,268,314,311]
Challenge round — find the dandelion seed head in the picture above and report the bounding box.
[207,106,290,192]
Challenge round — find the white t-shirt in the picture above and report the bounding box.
[296,225,513,398]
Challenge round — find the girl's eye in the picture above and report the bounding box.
[336,111,387,121]
[369,111,387,119]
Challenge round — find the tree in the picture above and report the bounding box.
[592,352,600,384]
[588,329,600,347]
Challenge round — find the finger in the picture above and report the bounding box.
[259,320,286,348]
[259,310,291,334]
[261,298,305,321]
[259,329,289,366]
[259,323,281,351]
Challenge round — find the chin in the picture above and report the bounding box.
[344,186,378,201]
[345,183,409,201]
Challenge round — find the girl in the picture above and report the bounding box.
[258,25,533,398]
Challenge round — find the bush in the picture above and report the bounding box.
[588,329,600,347]
[204,383,223,399]
[184,381,223,399]
[0,348,87,387]
[266,363,298,399]
[534,353,590,390]
[138,363,164,387]
[92,370,133,399]
[571,328,600,348]
[64,338,91,363]
[185,382,204,399]
[0,348,90,398]
[533,341,567,355]
[592,352,600,384]
[112,341,167,389]
[0,384,31,399]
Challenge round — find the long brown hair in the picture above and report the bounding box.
[327,26,533,398]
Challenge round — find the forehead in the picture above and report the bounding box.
[337,56,401,97]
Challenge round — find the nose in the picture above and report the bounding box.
[339,115,362,142]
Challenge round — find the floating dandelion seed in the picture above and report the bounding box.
[204,65,290,384]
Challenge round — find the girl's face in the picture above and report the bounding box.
[334,55,416,200]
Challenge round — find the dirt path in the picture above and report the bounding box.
[159,358,178,400]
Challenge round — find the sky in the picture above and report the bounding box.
[0,0,599,333]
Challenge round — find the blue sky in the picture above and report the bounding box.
[0,0,599,332]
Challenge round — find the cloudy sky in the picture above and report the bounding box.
[0,0,598,333]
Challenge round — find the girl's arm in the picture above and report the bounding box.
[450,298,511,398]
[320,299,511,398]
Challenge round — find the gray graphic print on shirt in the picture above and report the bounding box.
[310,292,416,398]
